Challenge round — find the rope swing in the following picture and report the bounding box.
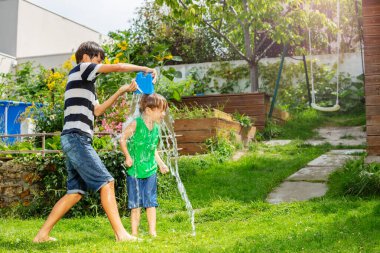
[308,0,341,112]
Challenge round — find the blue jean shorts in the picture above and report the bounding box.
[127,173,158,209]
[61,133,114,195]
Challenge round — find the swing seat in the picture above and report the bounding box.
[311,103,340,112]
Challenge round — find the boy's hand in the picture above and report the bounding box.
[119,79,137,94]
[145,68,158,84]
[159,165,169,174]
[124,156,133,167]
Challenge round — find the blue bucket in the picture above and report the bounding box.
[135,72,154,95]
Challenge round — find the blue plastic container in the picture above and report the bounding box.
[0,100,39,144]
[135,72,154,95]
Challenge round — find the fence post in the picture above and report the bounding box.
[42,132,45,157]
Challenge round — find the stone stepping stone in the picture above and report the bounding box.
[327,149,365,155]
[263,140,292,146]
[307,154,353,167]
[266,149,364,204]
[267,181,327,204]
[286,166,336,182]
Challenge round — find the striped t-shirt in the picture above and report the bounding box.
[61,62,102,138]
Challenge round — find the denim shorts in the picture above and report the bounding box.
[127,173,158,209]
[61,133,114,195]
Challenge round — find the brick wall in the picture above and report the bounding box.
[0,160,40,208]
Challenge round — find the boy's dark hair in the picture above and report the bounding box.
[139,94,168,113]
[75,41,105,64]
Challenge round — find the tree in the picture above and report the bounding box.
[129,1,239,64]
[156,0,336,92]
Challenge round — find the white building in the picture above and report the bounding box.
[0,0,111,73]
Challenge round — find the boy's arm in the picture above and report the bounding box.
[155,150,169,174]
[119,121,137,167]
[98,64,158,83]
[94,79,137,116]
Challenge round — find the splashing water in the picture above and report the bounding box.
[121,93,196,236]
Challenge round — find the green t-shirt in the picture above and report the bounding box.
[126,117,160,178]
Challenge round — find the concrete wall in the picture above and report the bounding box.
[0,0,18,56]
[17,53,72,70]
[163,52,364,93]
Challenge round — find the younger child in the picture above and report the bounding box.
[119,94,169,237]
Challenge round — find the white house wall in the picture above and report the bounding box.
[0,52,16,74]
[0,0,19,57]
[16,0,109,59]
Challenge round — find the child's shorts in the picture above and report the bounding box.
[127,173,158,209]
[61,132,114,195]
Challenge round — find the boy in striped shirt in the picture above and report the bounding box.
[33,41,156,243]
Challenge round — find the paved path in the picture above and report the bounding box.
[266,149,365,204]
[306,126,366,146]
[265,126,366,204]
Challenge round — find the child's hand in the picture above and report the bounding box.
[159,165,169,174]
[124,156,133,167]
[119,80,137,94]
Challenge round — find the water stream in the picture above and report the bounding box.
[122,93,196,236]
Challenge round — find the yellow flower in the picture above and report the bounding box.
[70,54,76,62]
[117,41,128,51]
[104,57,110,64]
[155,55,164,62]
[164,54,173,60]
[113,58,120,64]
[116,52,123,58]
[63,59,73,70]
[47,81,55,91]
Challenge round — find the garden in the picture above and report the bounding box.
[0,0,379,252]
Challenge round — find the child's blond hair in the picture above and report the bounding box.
[139,94,168,113]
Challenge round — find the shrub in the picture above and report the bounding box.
[328,157,380,197]
[5,150,177,218]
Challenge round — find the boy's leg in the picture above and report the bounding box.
[100,181,136,241]
[146,207,156,236]
[33,193,82,242]
[130,208,141,236]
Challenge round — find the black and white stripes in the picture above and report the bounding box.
[61,62,101,138]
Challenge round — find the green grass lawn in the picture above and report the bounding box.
[272,110,366,140]
[1,142,379,252]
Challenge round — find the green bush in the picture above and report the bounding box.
[205,135,236,161]
[328,158,380,197]
[8,150,176,218]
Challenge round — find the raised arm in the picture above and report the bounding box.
[119,121,137,167]
[94,80,137,116]
[98,64,157,83]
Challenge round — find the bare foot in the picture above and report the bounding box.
[33,236,57,243]
[149,232,157,237]
[116,233,141,242]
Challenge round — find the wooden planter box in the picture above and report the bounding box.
[175,92,288,130]
[174,115,256,155]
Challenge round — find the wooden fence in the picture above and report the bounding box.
[363,0,380,155]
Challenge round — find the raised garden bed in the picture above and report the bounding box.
[173,109,256,155]
[175,92,288,130]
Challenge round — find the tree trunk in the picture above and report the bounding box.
[249,62,259,92]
